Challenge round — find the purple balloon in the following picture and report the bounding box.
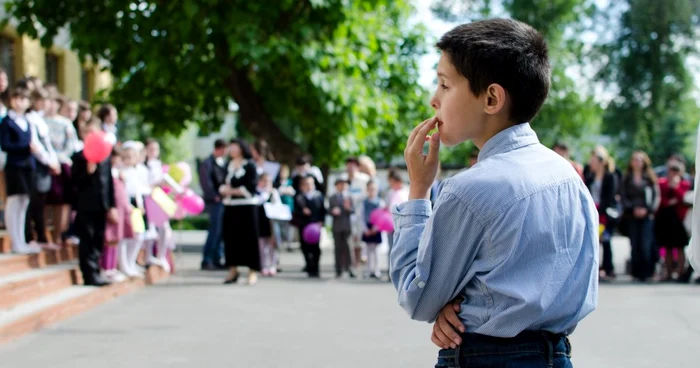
[303,223,322,244]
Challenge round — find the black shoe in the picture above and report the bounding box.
[335,272,342,279]
[694,277,700,285]
[308,272,320,278]
[85,277,111,287]
[348,270,356,279]
[223,274,239,284]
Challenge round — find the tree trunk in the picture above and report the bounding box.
[222,66,303,166]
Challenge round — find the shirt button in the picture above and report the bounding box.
[417,281,426,288]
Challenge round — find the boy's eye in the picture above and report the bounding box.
[440,84,448,90]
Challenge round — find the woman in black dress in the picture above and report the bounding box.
[220,139,261,285]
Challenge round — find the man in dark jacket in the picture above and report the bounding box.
[198,139,228,270]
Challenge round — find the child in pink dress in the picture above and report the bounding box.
[100,149,135,283]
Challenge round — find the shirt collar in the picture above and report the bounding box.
[7,109,22,120]
[478,123,539,162]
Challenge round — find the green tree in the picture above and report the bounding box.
[4,0,429,168]
[596,0,700,163]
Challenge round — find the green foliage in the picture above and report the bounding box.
[596,0,700,162]
[4,0,429,169]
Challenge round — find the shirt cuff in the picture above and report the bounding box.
[392,199,432,229]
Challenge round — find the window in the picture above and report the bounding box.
[0,36,15,86]
[81,69,91,101]
[45,53,59,86]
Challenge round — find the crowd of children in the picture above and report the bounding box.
[198,140,409,283]
[0,72,173,286]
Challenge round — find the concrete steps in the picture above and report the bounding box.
[0,242,172,344]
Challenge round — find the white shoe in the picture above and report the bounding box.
[13,244,42,254]
[112,270,128,283]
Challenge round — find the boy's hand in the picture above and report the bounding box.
[331,207,341,216]
[303,207,311,216]
[405,117,440,200]
[431,297,465,349]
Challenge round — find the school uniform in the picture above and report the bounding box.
[25,111,58,244]
[0,111,35,196]
[294,190,326,277]
[329,191,353,275]
[71,150,116,286]
[221,160,261,271]
[0,111,36,253]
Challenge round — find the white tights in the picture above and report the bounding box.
[366,243,380,276]
[5,195,30,251]
[259,237,278,272]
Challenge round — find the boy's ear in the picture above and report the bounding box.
[484,84,506,115]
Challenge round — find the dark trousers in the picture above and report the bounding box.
[333,230,351,274]
[436,331,572,368]
[25,192,48,243]
[201,202,225,267]
[75,211,107,284]
[600,228,614,275]
[629,218,655,280]
[300,237,321,276]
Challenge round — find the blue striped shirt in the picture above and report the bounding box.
[390,123,599,337]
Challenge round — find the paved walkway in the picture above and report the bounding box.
[0,237,698,367]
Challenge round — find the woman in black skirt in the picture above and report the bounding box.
[220,139,261,285]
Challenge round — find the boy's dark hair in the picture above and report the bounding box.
[436,18,550,124]
[553,142,569,151]
[55,95,70,110]
[97,104,116,121]
[296,155,312,166]
[8,86,30,99]
[30,87,49,102]
[345,157,359,165]
[335,178,348,186]
[388,170,402,182]
[214,139,227,149]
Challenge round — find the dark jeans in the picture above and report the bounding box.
[629,217,655,280]
[201,202,225,266]
[435,331,572,368]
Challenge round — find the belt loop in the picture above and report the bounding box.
[541,332,554,368]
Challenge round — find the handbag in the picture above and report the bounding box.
[131,208,146,233]
[263,202,292,221]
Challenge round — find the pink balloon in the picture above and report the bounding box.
[369,208,384,226]
[178,189,204,215]
[302,223,322,244]
[83,131,113,163]
[376,211,394,232]
[161,185,172,195]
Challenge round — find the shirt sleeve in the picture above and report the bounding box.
[390,191,486,322]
